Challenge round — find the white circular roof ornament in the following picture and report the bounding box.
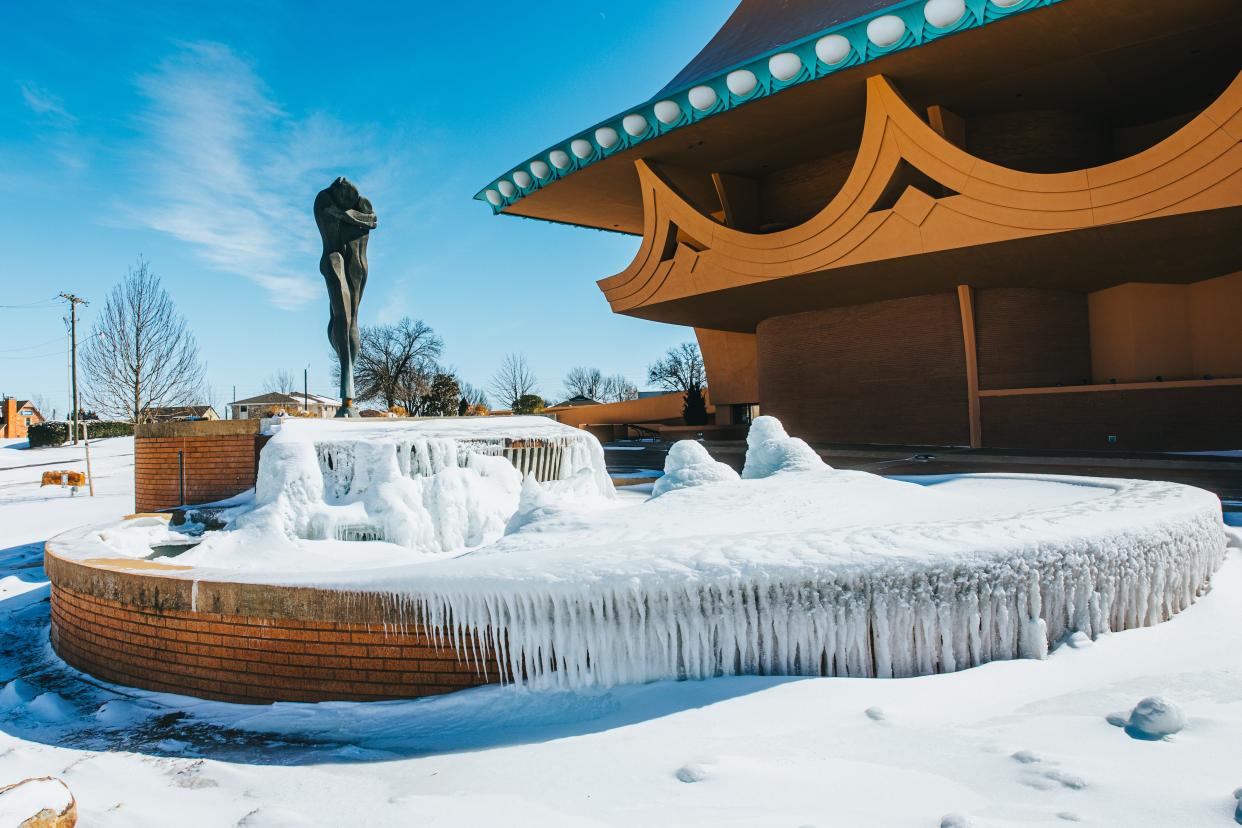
[622,113,649,137]
[497,180,516,198]
[768,52,802,82]
[512,170,532,189]
[654,100,682,125]
[687,85,718,111]
[570,138,594,159]
[484,189,501,206]
[815,34,851,66]
[924,0,966,27]
[530,160,550,179]
[549,149,571,170]
[867,15,906,47]
[595,127,619,149]
[726,69,758,97]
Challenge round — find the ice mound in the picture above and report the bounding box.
[651,440,740,497]
[1111,696,1187,740]
[741,416,827,478]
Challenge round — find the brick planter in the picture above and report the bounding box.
[45,543,500,704]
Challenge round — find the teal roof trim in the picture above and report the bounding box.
[474,0,1062,214]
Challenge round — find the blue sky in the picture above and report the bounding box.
[0,1,733,415]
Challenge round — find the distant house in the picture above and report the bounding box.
[228,392,340,420]
[143,405,220,422]
[1,398,44,439]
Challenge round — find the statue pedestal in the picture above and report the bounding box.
[335,399,360,418]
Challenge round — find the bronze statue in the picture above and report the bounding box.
[314,176,376,417]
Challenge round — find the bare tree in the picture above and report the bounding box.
[490,353,537,410]
[563,366,604,401]
[82,260,205,423]
[459,382,489,409]
[30,393,55,420]
[338,318,443,411]
[648,342,708,425]
[263,370,297,395]
[600,374,639,403]
[647,342,705,393]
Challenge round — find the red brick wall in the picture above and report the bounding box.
[756,293,970,445]
[980,384,1242,451]
[134,422,270,512]
[50,583,496,704]
[973,288,1091,390]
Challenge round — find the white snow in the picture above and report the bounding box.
[5,428,1242,826]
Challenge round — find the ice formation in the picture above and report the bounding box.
[219,417,612,558]
[403,463,1225,691]
[1114,696,1187,740]
[650,440,739,497]
[741,416,827,478]
[49,416,1230,691]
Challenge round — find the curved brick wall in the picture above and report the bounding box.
[46,548,498,704]
[756,292,969,446]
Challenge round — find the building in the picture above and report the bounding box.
[142,405,220,422]
[228,392,340,420]
[477,0,1242,451]
[0,398,44,439]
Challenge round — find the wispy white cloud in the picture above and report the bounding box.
[126,42,400,310]
[19,81,76,125]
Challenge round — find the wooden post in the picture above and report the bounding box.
[957,284,982,449]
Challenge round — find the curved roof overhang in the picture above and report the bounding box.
[597,70,1242,332]
[473,0,1241,233]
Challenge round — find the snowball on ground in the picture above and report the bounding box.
[1116,696,1187,740]
[741,415,827,478]
[651,440,739,497]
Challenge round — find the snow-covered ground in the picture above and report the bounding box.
[4,434,1242,826]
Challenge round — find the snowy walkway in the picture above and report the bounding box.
[2,436,1241,826]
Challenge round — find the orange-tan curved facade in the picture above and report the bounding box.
[594,71,1242,449]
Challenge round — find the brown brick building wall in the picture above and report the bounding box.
[973,288,1092,391]
[980,384,1242,451]
[134,420,270,512]
[756,292,970,445]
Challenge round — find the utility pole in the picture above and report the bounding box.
[304,366,309,413]
[232,384,236,420]
[60,293,88,445]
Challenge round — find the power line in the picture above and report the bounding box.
[0,296,61,309]
[0,349,68,360]
[0,335,66,354]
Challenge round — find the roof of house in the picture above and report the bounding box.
[0,400,40,422]
[551,394,601,408]
[230,392,340,407]
[143,405,218,420]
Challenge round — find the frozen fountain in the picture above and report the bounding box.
[45,416,1230,703]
